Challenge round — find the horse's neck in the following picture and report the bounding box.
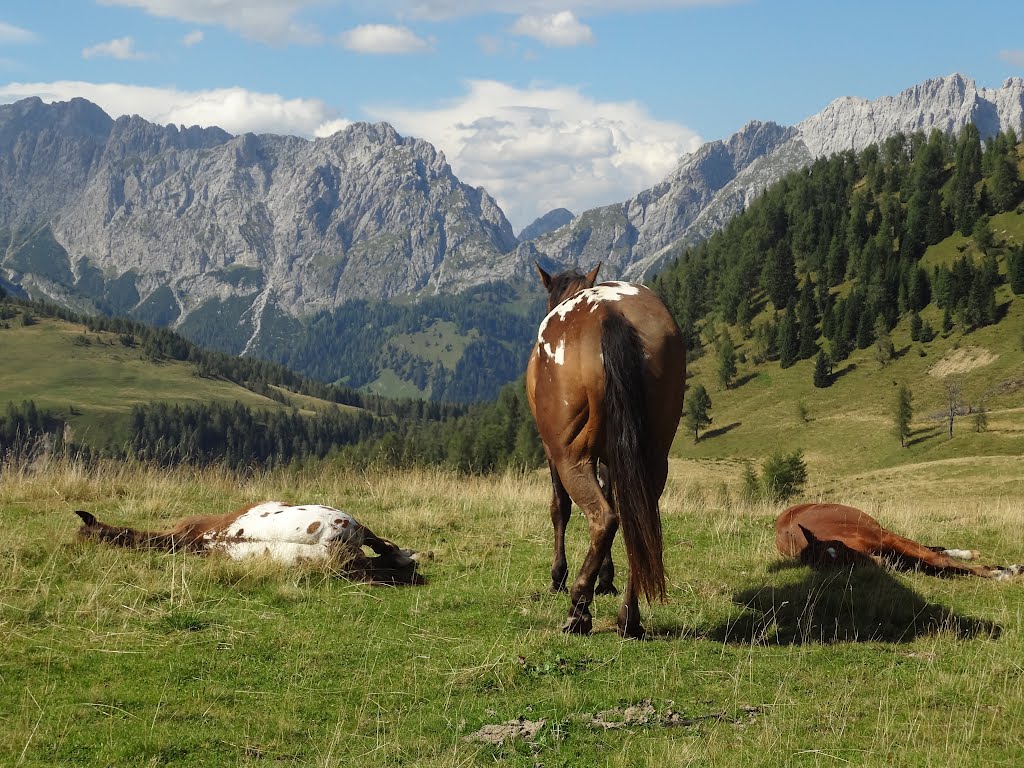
[87,522,188,551]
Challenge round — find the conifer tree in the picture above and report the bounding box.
[909,310,922,342]
[951,124,982,234]
[1008,245,1024,295]
[813,350,832,388]
[894,383,913,447]
[717,331,738,389]
[777,303,799,368]
[683,384,713,443]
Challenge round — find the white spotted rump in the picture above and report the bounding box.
[536,281,645,365]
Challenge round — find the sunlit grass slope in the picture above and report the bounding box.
[0,312,345,450]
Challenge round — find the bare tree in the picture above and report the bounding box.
[944,378,963,439]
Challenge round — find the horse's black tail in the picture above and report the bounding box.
[73,510,182,551]
[601,313,666,602]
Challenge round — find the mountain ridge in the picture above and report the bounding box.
[3,73,1024,400]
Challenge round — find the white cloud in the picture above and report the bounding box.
[370,80,702,229]
[0,21,36,44]
[340,24,433,55]
[82,36,152,61]
[315,118,354,137]
[97,0,323,45]
[0,81,349,138]
[999,49,1024,67]
[398,0,735,21]
[509,11,594,47]
[95,0,735,41]
[181,29,204,46]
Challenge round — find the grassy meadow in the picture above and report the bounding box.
[3,453,1024,767]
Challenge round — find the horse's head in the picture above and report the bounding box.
[797,524,873,569]
[535,262,601,312]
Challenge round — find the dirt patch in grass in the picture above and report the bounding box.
[928,346,998,378]
[465,717,546,746]
[465,702,762,745]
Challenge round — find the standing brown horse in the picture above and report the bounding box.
[526,263,686,637]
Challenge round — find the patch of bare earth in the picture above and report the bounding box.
[928,346,998,378]
[465,702,761,745]
[465,717,546,746]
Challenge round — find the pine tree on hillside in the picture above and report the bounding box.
[909,310,923,341]
[1008,245,1024,295]
[796,282,819,360]
[777,303,799,369]
[951,124,983,235]
[813,350,832,388]
[894,383,913,447]
[764,241,798,309]
[717,331,737,390]
[683,384,713,443]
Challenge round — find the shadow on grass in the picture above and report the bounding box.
[906,425,943,447]
[732,372,760,389]
[702,562,1000,645]
[831,362,857,382]
[699,422,742,441]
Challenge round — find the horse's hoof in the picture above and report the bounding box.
[617,622,646,640]
[595,583,619,596]
[562,613,593,635]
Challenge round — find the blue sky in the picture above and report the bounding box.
[1,1,1023,230]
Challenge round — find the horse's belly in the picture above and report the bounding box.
[209,502,365,547]
[213,540,335,564]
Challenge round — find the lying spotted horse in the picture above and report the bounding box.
[777,502,1021,579]
[526,262,686,637]
[74,501,425,585]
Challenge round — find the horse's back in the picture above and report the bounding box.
[776,503,885,556]
[527,281,684,456]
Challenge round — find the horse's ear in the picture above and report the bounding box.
[798,524,820,546]
[585,262,602,287]
[535,261,553,292]
[74,510,97,527]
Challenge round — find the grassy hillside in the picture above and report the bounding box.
[675,222,1024,494]
[0,308,345,451]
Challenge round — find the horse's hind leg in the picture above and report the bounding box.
[595,461,618,596]
[559,464,618,635]
[617,575,642,639]
[548,462,572,593]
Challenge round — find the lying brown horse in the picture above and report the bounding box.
[777,503,1021,579]
[526,262,686,637]
[74,501,425,585]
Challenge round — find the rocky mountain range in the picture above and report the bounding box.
[0,96,519,353]
[526,74,1024,282]
[1,73,1022,386]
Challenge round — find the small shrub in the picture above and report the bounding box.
[740,462,761,503]
[973,405,988,433]
[796,400,811,423]
[741,450,808,503]
[761,450,808,503]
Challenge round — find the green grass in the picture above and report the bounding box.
[2,459,1023,766]
[364,367,428,399]
[0,312,305,450]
